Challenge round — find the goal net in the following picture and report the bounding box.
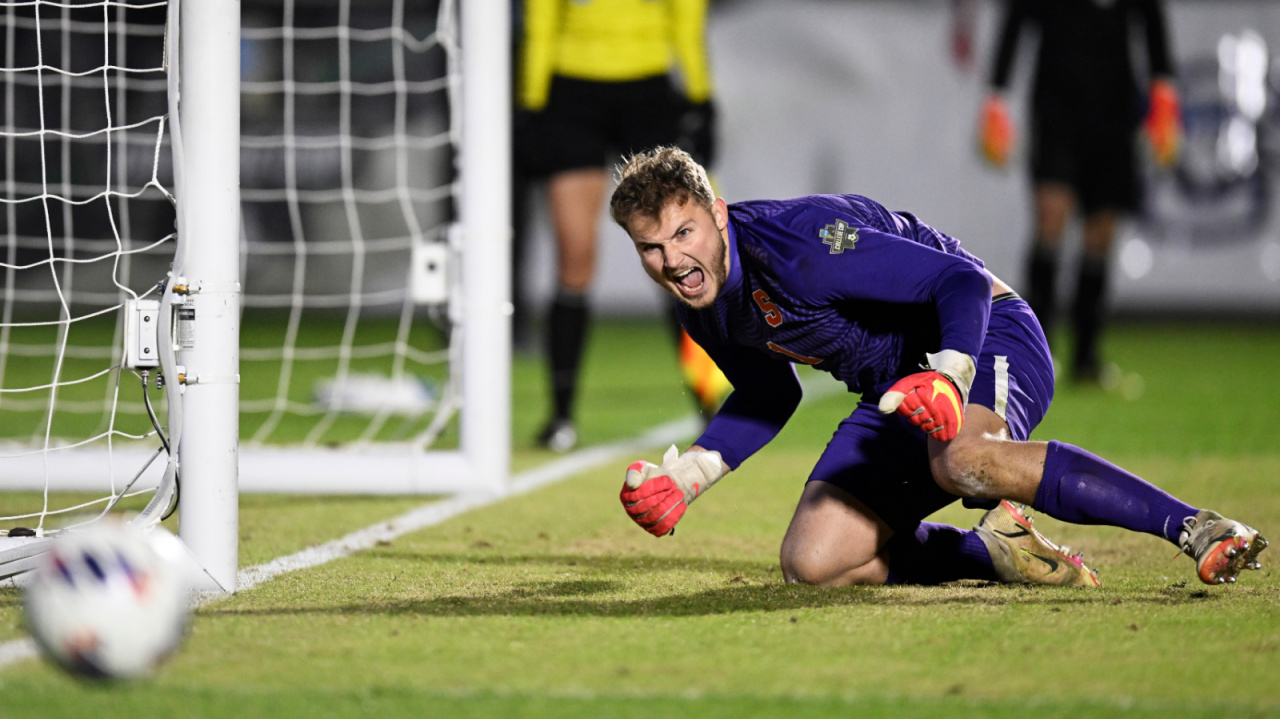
[0,0,510,592]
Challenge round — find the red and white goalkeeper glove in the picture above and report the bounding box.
[620,444,727,537]
[878,350,976,442]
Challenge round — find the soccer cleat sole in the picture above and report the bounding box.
[1197,531,1269,585]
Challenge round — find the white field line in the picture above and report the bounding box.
[234,412,704,595]
[0,374,846,672]
[0,638,37,668]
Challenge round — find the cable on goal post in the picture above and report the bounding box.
[1,0,235,593]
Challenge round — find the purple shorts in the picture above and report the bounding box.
[808,295,1055,530]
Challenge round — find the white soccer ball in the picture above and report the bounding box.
[22,520,190,679]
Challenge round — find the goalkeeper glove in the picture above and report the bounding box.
[1143,78,1182,168]
[978,94,1015,168]
[878,350,976,442]
[620,444,727,537]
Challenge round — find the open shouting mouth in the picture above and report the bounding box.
[673,266,706,297]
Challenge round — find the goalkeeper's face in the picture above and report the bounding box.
[627,198,730,310]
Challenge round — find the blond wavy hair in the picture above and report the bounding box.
[609,146,715,231]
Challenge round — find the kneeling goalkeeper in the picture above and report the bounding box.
[610,146,1266,588]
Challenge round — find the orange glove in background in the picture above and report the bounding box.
[1144,78,1182,168]
[978,94,1015,168]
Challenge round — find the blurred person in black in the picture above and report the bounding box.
[978,0,1182,383]
[514,0,718,452]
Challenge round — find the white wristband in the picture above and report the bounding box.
[924,350,976,406]
[660,444,727,504]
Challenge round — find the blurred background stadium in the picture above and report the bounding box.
[521,0,1280,319]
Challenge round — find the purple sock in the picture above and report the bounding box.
[1034,441,1197,544]
[885,522,998,585]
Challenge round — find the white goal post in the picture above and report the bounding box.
[0,0,510,593]
[172,0,241,593]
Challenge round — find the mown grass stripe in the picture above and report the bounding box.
[0,375,845,673]
[0,415,694,674]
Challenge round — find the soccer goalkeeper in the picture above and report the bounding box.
[610,146,1266,589]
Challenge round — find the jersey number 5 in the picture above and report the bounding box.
[752,290,782,327]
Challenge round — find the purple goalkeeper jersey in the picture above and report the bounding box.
[681,194,993,469]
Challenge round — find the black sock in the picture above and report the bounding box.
[1072,255,1108,377]
[547,290,590,421]
[1026,245,1059,347]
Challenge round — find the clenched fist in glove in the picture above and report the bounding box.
[620,444,727,537]
[878,350,976,442]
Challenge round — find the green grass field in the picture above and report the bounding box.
[2,318,1279,717]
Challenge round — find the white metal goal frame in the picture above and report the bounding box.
[0,0,510,594]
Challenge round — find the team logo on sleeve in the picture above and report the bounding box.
[819,219,859,254]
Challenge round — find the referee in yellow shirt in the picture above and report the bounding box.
[516,0,716,452]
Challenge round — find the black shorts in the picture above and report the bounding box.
[1029,93,1141,213]
[516,75,683,178]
